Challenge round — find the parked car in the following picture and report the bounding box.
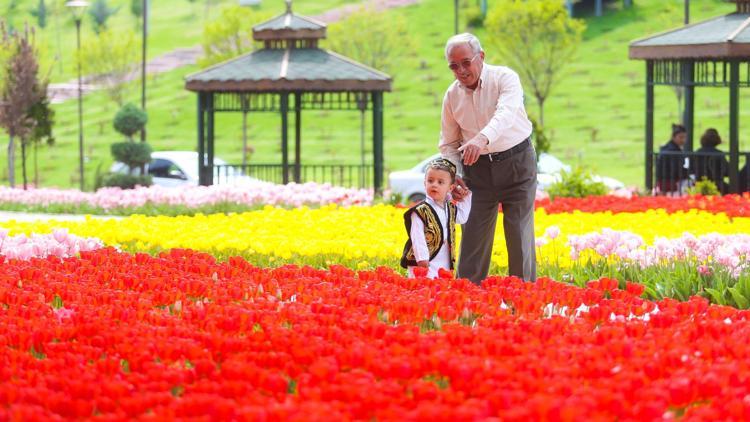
[388,153,624,202]
[110,151,261,188]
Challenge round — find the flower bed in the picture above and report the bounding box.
[1,248,749,420]
[4,187,750,218]
[0,183,372,216]
[537,193,750,217]
[3,205,750,308]
[0,229,102,260]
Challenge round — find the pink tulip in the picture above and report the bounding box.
[545,225,560,240]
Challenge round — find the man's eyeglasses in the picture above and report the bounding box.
[448,53,480,72]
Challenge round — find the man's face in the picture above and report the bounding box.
[447,44,484,89]
[674,132,687,147]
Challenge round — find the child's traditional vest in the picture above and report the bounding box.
[400,201,457,269]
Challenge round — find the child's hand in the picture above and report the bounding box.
[454,186,471,202]
[452,177,469,201]
[417,260,429,268]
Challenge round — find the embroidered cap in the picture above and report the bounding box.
[427,158,457,178]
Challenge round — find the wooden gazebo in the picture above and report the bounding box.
[185,1,392,191]
[629,0,750,193]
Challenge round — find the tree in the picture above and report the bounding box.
[325,7,413,76]
[6,0,20,14]
[107,103,152,188]
[199,5,266,67]
[88,0,120,34]
[0,24,44,188]
[486,0,585,127]
[130,0,143,20]
[113,102,147,140]
[200,4,267,168]
[49,0,66,73]
[0,27,12,93]
[21,87,54,189]
[31,0,48,29]
[325,8,413,169]
[78,29,138,107]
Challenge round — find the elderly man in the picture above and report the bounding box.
[439,33,536,284]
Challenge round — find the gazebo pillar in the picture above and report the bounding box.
[294,92,302,183]
[207,92,214,186]
[197,92,206,186]
[729,60,740,193]
[372,91,384,194]
[280,93,290,184]
[645,61,655,191]
[682,60,695,151]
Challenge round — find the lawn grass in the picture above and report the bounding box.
[2,0,746,189]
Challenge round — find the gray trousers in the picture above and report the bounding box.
[457,145,537,284]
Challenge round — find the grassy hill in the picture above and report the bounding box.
[1,0,743,189]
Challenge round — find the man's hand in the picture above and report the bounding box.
[451,176,469,201]
[417,260,429,268]
[457,134,488,166]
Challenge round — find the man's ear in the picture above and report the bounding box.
[479,51,485,61]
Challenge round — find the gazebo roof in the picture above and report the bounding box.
[630,12,750,59]
[254,12,325,32]
[252,9,327,41]
[185,48,392,92]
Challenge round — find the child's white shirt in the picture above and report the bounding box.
[408,192,472,278]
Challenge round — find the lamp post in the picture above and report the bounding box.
[140,0,147,142]
[454,0,458,34]
[66,0,89,191]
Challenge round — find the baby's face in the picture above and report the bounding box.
[424,168,454,202]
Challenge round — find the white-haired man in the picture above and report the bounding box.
[439,32,536,284]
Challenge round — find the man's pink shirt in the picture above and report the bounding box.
[439,63,533,172]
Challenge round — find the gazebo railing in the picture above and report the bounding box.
[650,151,750,196]
[215,164,374,189]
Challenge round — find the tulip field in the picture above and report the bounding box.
[0,183,372,216]
[2,191,750,419]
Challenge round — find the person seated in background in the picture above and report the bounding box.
[692,128,729,193]
[740,163,750,194]
[655,124,689,195]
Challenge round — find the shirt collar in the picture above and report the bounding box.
[425,195,451,209]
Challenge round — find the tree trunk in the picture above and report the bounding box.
[537,96,545,128]
[34,141,39,187]
[55,2,64,73]
[7,135,15,188]
[21,141,27,190]
[360,109,365,168]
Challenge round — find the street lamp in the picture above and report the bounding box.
[141,0,147,142]
[454,0,458,34]
[66,0,89,191]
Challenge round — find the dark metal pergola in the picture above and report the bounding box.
[629,0,750,193]
[184,1,392,191]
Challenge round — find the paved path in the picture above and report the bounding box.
[48,0,420,104]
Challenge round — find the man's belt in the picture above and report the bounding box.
[480,137,531,162]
